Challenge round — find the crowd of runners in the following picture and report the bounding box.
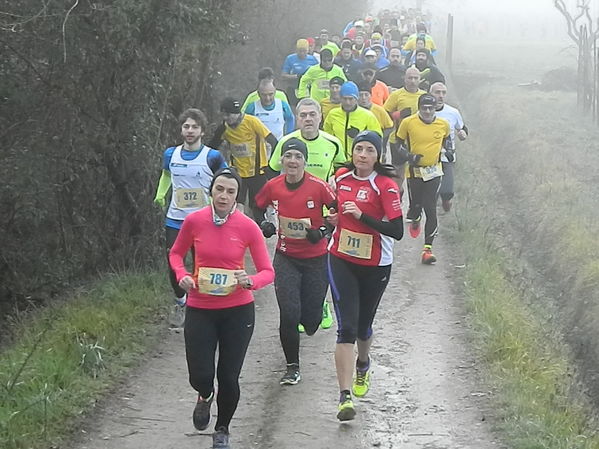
[153,6,468,449]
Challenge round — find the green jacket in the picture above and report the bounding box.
[298,64,346,103]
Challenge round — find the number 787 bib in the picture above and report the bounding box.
[197,267,238,296]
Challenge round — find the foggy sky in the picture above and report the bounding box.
[371,0,586,44]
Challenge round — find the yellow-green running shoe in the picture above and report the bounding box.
[352,367,370,397]
[320,301,333,329]
[337,397,356,421]
[297,323,305,333]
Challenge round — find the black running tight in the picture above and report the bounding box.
[184,303,254,430]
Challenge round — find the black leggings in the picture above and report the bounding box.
[327,253,391,344]
[274,252,329,365]
[184,303,255,430]
[439,161,454,201]
[165,226,194,298]
[406,176,441,246]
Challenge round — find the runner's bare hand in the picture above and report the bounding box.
[179,275,196,292]
[342,201,363,219]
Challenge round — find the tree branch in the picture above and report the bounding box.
[554,0,581,45]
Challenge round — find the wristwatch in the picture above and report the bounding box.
[245,278,253,289]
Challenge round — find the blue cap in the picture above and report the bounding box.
[340,81,359,99]
[353,130,383,158]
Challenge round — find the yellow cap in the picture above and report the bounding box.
[296,39,309,50]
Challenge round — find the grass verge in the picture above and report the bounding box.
[449,90,599,447]
[0,271,168,449]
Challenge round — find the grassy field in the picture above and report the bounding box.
[0,272,169,449]
[448,64,599,446]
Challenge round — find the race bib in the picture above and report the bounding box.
[318,79,331,90]
[279,216,312,239]
[418,163,444,182]
[174,188,208,209]
[197,267,238,296]
[231,142,251,158]
[338,229,373,260]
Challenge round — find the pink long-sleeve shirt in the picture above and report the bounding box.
[168,207,274,309]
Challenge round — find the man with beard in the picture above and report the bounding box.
[209,98,278,223]
[154,108,228,325]
[334,39,362,83]
[428,82,468,212]
[298,49,347,103]
[377,47,406,90]
[323,81,381,158]
[413,48,445,91]
[359,65,390,106]
[396,94,451,265]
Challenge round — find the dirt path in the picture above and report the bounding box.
[69,217,502,449]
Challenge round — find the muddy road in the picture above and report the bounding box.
[68,215,502,449]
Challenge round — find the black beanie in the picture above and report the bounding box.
[281,137,308,161]
[352,130,383,159]
[209,167,242,199]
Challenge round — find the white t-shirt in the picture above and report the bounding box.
[435,104,464,162]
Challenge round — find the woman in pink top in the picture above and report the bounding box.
[169,167,274,449]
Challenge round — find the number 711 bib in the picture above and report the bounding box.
[338,229,373,259]
[197,267,238,296]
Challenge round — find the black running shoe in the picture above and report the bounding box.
[212,426,230,449]
[279,363,301,385]
[192,392,213,431]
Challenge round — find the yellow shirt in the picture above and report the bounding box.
[366,103,394,130]
[320,97,341,121]
[223,115,271,178]
[403,34,437,52]
[396,114,450,178]
[323,106,382,158]
[383,88,426,143]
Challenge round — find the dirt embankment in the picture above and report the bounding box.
[451,66,599,409]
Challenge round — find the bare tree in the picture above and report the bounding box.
[554,0,599,45]
[554,0,599,114]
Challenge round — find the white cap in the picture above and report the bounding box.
[365,49,377,57]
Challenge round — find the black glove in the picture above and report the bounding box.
[305,226,327,244]
[346,126,360,139]
[260,221,276,238]
[444,149,455,162]
[408,153,423,166]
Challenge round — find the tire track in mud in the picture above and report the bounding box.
[69,220,502,449]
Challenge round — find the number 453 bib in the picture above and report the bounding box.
[338,229,373,259]
[279,216,312,239]
[197,267,238,296]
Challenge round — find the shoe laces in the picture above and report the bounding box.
[355,369,367,385]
